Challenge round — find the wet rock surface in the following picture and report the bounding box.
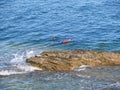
[26,50,120,71]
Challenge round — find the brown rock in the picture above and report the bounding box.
[26,50,120,71]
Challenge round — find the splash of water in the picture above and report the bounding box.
[10,53,25,63]
[0,50,42,76]
[26,50,36,58]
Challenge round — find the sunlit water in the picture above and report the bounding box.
[0,0,120,89]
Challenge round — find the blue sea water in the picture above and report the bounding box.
[0,0,120,89]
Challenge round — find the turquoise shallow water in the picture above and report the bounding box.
[0,0,120,89]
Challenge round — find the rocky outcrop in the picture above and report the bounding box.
[26,50,120,71]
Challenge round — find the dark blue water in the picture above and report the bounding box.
[0,0,120,89]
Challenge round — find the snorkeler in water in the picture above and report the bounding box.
[63,39,72,45]
[52,37,72,45]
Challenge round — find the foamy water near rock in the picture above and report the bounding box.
[26,50,120,71]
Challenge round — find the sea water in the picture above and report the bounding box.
[0,0,120,89]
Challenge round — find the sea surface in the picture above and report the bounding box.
[0,0,120,89]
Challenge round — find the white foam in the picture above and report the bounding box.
[0,64,42,76]
[26,50,36,58]
[74,65,91,71]
[4,50,42,76]
[0,70,25,76]
[77,74,90,78]
[10,53,25,63]
[15,64,42,72]
[10,50,41,63]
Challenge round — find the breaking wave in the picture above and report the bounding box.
[0,50,42,76]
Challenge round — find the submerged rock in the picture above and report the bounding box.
[26,50,120,71]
